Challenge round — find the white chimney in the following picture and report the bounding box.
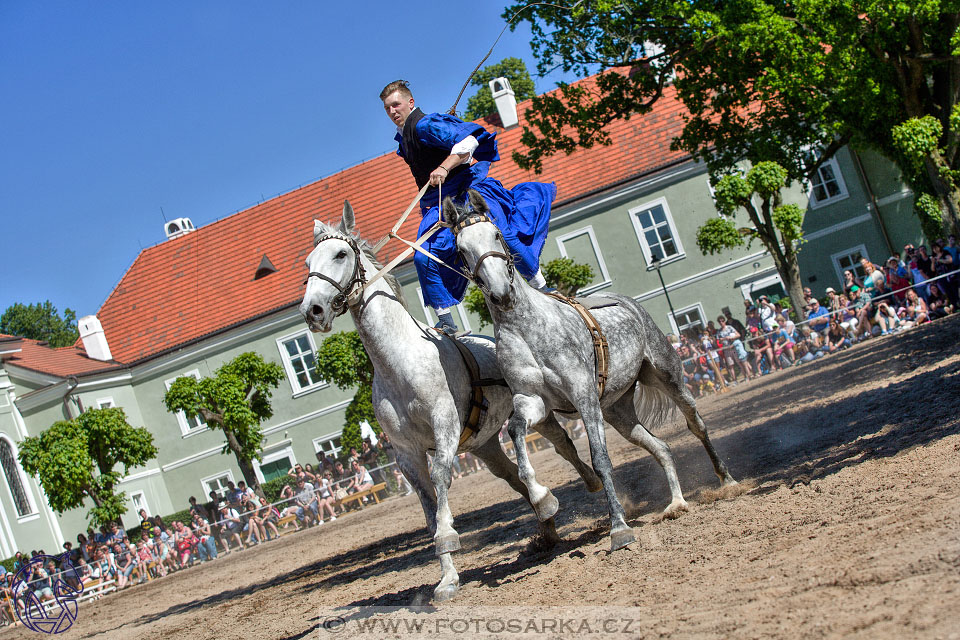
[164,217,196,240]
[78,315,113,361]
[489,77,518,128]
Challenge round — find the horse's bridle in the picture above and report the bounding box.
[449,212,515,295]
[304,231,366,316]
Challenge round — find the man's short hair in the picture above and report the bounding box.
[380,79,412,101]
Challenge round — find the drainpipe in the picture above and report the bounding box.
[852,150,896,257]
[62,375,79,419]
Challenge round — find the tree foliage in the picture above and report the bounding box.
[463,57,537,121]
[18,408,157,526]
[506,0,960,234]
[0,301,79,347]
[163,352,284,497]
[463,257,596,329]
[698,162,808,318]
[315,332,380,456]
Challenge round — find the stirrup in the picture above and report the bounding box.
[434,319,459,337]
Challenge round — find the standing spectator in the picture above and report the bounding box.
[932,242,958,305]
[137,509,152,531]
[331,460,347,484]
[757,296,778,332]
[236,481,256,502]
[723,309,748,345]
[842,269,860,296]
[225,481,242,504]
[717,315,752,382]
[188,496,209,523]
[884,256,912,304]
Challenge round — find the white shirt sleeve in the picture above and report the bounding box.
[450,135,479,163]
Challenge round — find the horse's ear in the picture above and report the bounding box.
[441,197,458,226]
[467,190,488,214]
[338,200,356,235]
[313,219,329,243]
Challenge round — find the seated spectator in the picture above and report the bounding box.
[795,326,825,363]
[256,497,282,540]
[219,503,246,551]
[772,323,796,367]
[293,477,320,526]
[678,344,699,396]
[898,288,929,327]
[749,326,778,374]
[29,561,55,604]
[277,485,302,529]
[191,517,219,560]
[153,526,179,573]
[240,496,266,545]
[111,543,134,589]
[805,298,830,336]
[348,460,375,498]
[825,320,851,353]
[873,300,900,335]
[133,540,155,582]
[927,282,953,319]
[744,305,761,332]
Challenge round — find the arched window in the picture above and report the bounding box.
[0,439,33,517]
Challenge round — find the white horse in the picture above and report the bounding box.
[299,201,601,601]
[444,191,738,550]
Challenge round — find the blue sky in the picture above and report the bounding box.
[0,2,576,321]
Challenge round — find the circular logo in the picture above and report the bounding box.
[13,552,83,634]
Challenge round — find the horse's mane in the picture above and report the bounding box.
[355,235,409,310]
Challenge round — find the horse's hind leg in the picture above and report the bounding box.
[536,415,603,493]
[605,392,688,517]
[640,362,737,486]
[471,436,561,546]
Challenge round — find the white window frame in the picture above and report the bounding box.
[313,432,344,458]
[807,156,849,209]
[739,273,785,301]
[415,288,473,332]
[253,445,296,484]
[276,329,328,397]
[0,435,39,521]
[130,490,151,516]
[200,470,235,501]
[555,225,612,295]
[628,197,686,268]
[164,370,208,437]
[95,397,115,409]
[831,244,870,287]
[667,302,707,338]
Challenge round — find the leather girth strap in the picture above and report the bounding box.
[545,291,611,399]
[443,334,495,448]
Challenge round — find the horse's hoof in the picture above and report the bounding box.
[534,492,559,521]
[433,582,459,602]
[610,527,636,551]
[435,533,461,555]
[721,476,739,487]
[662,500,689,520]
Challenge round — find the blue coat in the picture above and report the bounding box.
[395,112,555,309]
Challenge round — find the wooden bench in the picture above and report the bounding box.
[501,432,551,459]
[276,513,299,535]
[336,483,388,511]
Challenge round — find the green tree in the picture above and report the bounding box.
[505,0,960,235]
[463,57,537,121]
[315,332,380,457]
[18,407,158,526]
[163,352,284,498]
[0,301,79,347]
[698,162,807,317]
[463,256,596,329]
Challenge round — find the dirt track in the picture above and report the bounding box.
[13,314,960,639]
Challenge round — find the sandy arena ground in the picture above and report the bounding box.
[9,314,960,639]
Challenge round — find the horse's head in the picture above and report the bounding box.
[442,190,516,310]
[300,200,365,332]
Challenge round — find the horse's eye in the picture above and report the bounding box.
[336,250,347,260]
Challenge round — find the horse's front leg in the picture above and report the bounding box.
[535,414,603,493]
[508,393,559,521]
[394,449,437,534]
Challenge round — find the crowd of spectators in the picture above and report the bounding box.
[674,235,958,396]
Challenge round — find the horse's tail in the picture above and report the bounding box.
[632,384,676,432]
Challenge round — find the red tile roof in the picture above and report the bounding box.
[3,338,122,378]
[85,81,690,365]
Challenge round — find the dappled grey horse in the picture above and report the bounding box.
[444,191,737,550]
[299,201,601,601]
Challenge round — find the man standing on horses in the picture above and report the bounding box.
[380,79,556,335]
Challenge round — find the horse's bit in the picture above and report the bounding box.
[449,212,515,295]
[304,232,366,316]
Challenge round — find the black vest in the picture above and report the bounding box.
[401,108,468,190]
